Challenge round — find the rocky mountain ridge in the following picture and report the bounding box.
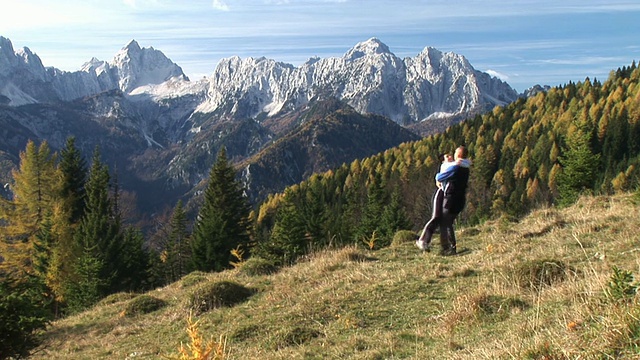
[0,37,189,106]
[0,35,523,216]
[1,36,519,123]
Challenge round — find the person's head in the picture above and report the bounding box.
[454,146,468,160]
[437,153,446,163]
[444,153,453,162]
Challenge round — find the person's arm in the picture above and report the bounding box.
[436,165,458,182]
[456,158,472,168]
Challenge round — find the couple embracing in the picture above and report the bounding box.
[416,145,470,256]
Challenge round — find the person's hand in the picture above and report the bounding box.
[436,181,442,189]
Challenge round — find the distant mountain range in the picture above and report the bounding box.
[0,35,524,217]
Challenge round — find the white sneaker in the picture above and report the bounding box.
[415,239,426,250]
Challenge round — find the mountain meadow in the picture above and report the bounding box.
[26,193,640,359]
[2,59,640,359]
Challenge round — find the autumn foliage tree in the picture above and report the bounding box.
[0,140,60,274]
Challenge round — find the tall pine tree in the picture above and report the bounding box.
[557,120,601,207]
[164,200,191,282]
[68,147,122,307]
[0,140,60,274]
[380,186,412,245]
[354,172,387,246]
[191,147,251,272]
[47,136,88,310]
[58,136,87,224]
[255,190,307,266]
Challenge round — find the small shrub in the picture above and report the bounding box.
[336,247,370,263]
[189,281,255,314]
[448,293,529,329]
[123,295,167,317]
[453,268,477,278]
[181,271,208,288]
[601,307,640,358]
[238,257,279,277]
[362,231,379,250]
[229,245,246,269]
[605,266,638,302]
[391,230,416,247]
[523,341,566,360]
[511,259,570,290]
[271,326,322,349]
[165,315,227,360]
[0,274,51,359]
[230,324,263,342]
[472,295,529,318]
[98,292,137,306]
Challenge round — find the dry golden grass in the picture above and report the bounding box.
[31,194,640,359]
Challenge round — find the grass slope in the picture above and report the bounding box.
[32,194,640,359]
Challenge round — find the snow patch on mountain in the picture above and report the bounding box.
[129,76,207,101]
[111,40,188,93]
[0,35,519,126]
[0,36,189,104]
[194,37,518,124]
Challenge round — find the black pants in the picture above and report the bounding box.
[439,208,459,252]
[418,188,443,243]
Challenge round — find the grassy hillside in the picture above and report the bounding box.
[31,193,640,359]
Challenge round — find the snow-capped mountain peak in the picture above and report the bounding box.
[0,36,18,75]
[344,37,392,61]
[0,37,192,104]
[0,35,519,126]
[80,57,106,72]
[195,38,518,124]
[110,39,188,93]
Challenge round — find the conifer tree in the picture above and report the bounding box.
[0,140,59,273]
[0,272,52,358]
[119,227,150,291]
[58,136,87,224]
[47,137,87,309]
[191,147,251,272]
[165,200,191,282]
[299,178,328,247]
[70,147,122,301]
[380,186,411,245]
[64,244,105,313]
[354,173,387,245]
[557,121,601,206]
[45,205,75,312]
[259,193,307,265]
[148,201,190,285]
[31,213,54,283]
[29,213,60,314]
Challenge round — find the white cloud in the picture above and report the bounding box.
[535,56,622,66]
[0,2,96,31]
[213,0,230,11]
[485,69,509,81]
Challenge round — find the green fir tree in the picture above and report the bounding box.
[557,121,601,207]
[191,147,251,272]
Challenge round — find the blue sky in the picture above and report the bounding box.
[1,0,638,92]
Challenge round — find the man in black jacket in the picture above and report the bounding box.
[434,145,470,256]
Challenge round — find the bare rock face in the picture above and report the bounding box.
[0,37,189,105]
[197,37,518,124]
[1,35,517,125]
